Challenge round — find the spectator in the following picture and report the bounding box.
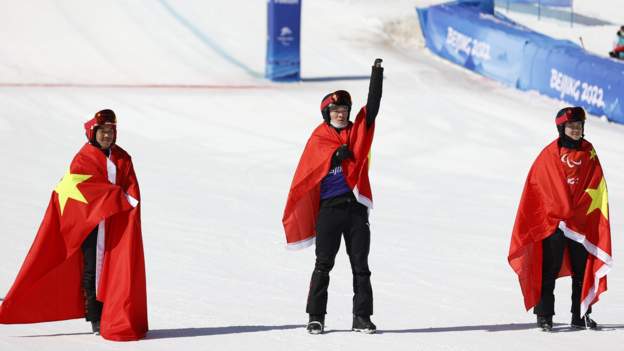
[608,25,624,59]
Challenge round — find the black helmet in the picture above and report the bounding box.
[320,90,352,123]
[555,106,585,138]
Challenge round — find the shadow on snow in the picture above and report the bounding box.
[15,322,624,338]
[145,324,305,339]
[328,323,624,334]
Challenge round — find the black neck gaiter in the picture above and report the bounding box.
[558,133,582,149]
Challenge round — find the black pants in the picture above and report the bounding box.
[82,227,103,322]
[534,228,590,317]
[306,199,373,316]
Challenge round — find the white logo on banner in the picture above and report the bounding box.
[274,0,299,4]
[278,26,294,46]
[445,27,491,61]
[550,68,606,108]
[280,27,292,36]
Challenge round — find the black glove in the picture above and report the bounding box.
[332,144,353,165]
[366,58,383,128]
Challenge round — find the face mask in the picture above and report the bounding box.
[330,120,348,128]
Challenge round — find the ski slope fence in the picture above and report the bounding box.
[498,0,572,6]
[417,1,624,125]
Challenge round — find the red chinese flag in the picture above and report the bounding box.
[0,143,148,341]
[508,140,612,316]
[282,107,375,249]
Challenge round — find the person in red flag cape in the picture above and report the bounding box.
[0,109,148,341]
[283,59,383,335]
[508,106,612,332]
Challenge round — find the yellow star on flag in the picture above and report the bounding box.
[54,171,92,215]
[590,148,597,160]
[585,177,608,220]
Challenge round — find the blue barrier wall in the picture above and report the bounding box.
[417,1,624,124]
[459,0,494,13]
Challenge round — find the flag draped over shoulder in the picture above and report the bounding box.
[0,143,148,341]
[282,107,375,249]
[508,139,612,316]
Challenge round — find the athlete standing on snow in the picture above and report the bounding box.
[282,58,383,334]
[0,110,148,341]
[508,107,612,332]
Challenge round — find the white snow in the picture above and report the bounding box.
[0,0,623,350]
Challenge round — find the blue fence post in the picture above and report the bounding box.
[266,0,302,82]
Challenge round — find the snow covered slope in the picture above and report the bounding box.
[0,1,622,350]
[498,0,624,57]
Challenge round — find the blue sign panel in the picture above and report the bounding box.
[266,0,302,82]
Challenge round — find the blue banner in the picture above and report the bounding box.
[266,0,301,82]
[417,1,624,124]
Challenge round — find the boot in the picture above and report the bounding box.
[91,320,101,335]
[571,314,598,330]
[307,314,324,335]
[536,315,553,332]
[352,315,376,334]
